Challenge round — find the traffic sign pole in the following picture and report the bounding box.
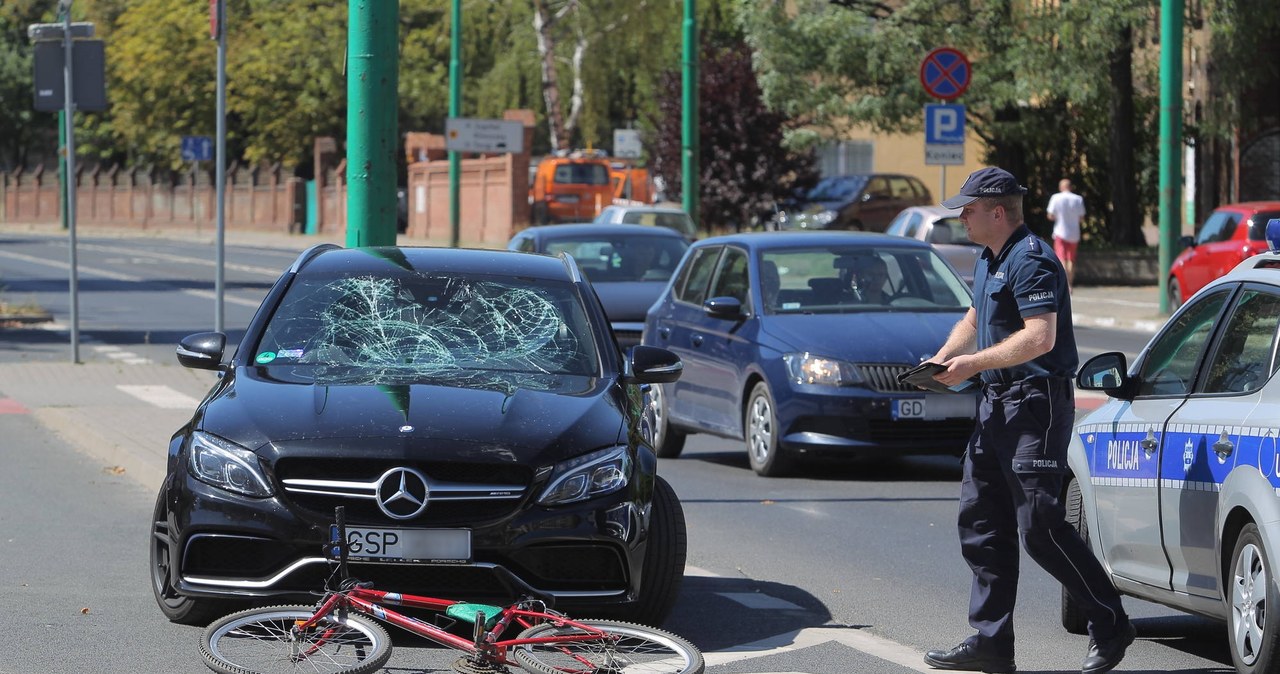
[920,48,971,205]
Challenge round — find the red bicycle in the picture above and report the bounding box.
[198,507,704,674]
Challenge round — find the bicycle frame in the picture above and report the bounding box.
[296,506,619,668]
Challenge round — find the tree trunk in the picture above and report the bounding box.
[532,0,570,151]
[1107,25,1144,247]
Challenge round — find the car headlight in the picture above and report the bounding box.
[188,431,274,497]
[537,446,631,505]
[783,352,864,386]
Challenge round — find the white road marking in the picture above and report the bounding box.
[0,248,262,307]
[116,385,200,409]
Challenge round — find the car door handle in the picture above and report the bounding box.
[691,334,704,347]
[1213,431,1235,459]
[1140,429,1158,454]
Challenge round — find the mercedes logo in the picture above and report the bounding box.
[375,467,430,520]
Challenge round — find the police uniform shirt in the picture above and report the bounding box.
[971,224,1078,385]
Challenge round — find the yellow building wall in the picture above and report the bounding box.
[842,125,989,202]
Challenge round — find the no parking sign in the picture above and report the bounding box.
[919,47,970,101]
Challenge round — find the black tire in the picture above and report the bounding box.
[745,381,791,477]
[513,619,704,674]
[623,476,687,626]
[1060,477,1090,635]
[150,489,232,625]
[1229,524,1280,674]
[652,383,687,459]
[1168,277,1183,313]
[200,605,393,674]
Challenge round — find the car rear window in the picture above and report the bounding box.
[553,163,610,186]
[545,236,689,282]
[255,272,600,379]
[1247,211,1280,241]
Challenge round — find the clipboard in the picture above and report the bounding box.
[897,361,979,394]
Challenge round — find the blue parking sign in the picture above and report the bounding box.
[925,104,965,145]
[181,135,213,162]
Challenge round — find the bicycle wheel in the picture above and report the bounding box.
[199,605,392,674]
[512,619,703,674]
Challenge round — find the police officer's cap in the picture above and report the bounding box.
[941,167,1028,209]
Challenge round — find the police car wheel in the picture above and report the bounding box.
[1060,477,1090,635]
[745,382,792,477]
[1229,524,1280,673]
[651,383,686,459]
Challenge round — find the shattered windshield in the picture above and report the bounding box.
[254,272,600,380]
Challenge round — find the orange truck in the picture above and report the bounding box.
[529,156,614,224]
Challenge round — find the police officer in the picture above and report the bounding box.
[922,168,1135,674]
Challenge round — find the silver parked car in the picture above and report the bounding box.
[885,205,981,285]
[594,205,698,240]
[1066,219,1280,674]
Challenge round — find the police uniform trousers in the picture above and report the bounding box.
[958,375,1126,657]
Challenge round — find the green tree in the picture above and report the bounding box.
[739,0,1158,246]
[649,39,816,232]
[0,2,61,171]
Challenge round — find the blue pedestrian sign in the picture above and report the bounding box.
[181,135,213,162]
[925,104,966,144]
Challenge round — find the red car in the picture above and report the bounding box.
[1168,201,1280,309]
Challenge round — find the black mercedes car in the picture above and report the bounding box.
[150,244,685,627]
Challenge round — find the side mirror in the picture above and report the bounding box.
[1076,351,1132,399]
[703,296,743,320]
[1179,235,1196,250]
[625,345,682,384]
[177,332,227,371]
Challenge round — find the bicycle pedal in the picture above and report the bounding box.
[450,656,508,674]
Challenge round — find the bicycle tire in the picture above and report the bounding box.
[199,604,392,674]
[512,619,704,674]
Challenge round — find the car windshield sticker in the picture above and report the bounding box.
[255,351,276,364]
[275,348,304,359]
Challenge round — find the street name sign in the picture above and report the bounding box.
[925,145,965,166]
[445,118,524,154]
[614,129,642,158]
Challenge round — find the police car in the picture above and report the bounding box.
[1066,218,1280,674]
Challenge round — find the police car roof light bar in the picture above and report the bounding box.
[1267,218,1280,253]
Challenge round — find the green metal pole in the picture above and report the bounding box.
[346,0,400,248]
[1157,0,1183,314]
[448,0,461,248]
[681,0,699,228]
[58,109,68,230]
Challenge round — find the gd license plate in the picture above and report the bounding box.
[346,528,471,564]
[893,398,926,420]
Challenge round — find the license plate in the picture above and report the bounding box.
[893,394,976,421]
[893,398,926,419]
[346,528,471,564]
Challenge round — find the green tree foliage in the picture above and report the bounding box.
[0,2,62,170]
[739,0,1159,246]
[101,0,215,167]
[648,40,816,232]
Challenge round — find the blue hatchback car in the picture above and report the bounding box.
[643,232,979,476]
